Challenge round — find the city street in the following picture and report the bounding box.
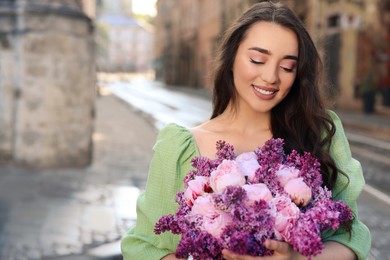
[0,91,157,260]
[106,78,390,260]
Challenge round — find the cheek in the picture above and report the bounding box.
[283,86,293,98]
[280,74,296,92]
[233,58,257,83]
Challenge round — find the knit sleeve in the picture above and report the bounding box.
[121,123,199,260]
[321,111,371,260]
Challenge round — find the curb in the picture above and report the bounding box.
[363,184,390,206]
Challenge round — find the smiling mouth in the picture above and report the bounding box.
[253,85,278,95]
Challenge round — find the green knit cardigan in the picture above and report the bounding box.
[121,111,371,260]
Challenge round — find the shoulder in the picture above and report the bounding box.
[325,110,350,157]
[155,123,195,146]
[325,110,348,145]
[326,109,343,129]
[325,110,348,144]
[156,123,192,143]
[154,123,199,160]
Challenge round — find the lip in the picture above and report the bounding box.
[252,84,279,100]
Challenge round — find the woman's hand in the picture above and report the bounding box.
[161,253,186,260]
[222,240,356,260]
[222,239,302,260]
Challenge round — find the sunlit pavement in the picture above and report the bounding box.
[0,92,157,259]
[107,80,212,130]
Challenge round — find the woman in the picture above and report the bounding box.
[121,2,371,259]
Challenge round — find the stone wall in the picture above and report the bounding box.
[0,1,95,168]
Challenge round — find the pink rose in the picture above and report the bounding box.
[284,177,312,207]
[191,195,232,238]
[269,196,300,241]
[236,152,260,182]
[276,165,300,187]
[209,160,246,193]
[242,183,273,205]
[184,176,210,206]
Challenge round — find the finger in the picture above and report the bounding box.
[264,239,290,254]
[222,249,240,260]
[222,249,258,260]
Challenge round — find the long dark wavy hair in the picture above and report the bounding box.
[211,1,343,191]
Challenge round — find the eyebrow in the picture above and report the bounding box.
[248,47,298,61]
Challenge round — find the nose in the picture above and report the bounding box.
[260,64,279,85]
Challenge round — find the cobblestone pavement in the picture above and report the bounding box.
[0,93,157,259]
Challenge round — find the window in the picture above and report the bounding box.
[327,14,340,28]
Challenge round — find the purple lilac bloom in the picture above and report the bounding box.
[288,196,353,258]
[176,230,224,259]
[310,186,332,206]
[289,214,324,258]
[175,191,189,209]
[184,169,198,188]
[220,200,274,256]
[213,186,247,211]
[255,138,285,166]
[286,150,322,188]
[185,156,219,187]
[216,140,236,161]
[253,139,285,194]
[179,214,203,236]
[221,226,271,256]
[154,214,181,235]
[175,191,193,228]
[307,201,341,230]
[254,166,284,196]
[313,199,353,230]
[333,200,354,223]
[191,156,216,176]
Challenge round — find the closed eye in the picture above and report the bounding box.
[250,58,264,65]
[281,66,295,73]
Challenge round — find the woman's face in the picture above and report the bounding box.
[232,21,298,114]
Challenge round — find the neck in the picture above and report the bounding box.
[217,103,271,135]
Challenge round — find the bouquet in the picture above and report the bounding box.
[154,138,353,259]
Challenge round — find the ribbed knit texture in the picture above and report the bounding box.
[121,112,371,260]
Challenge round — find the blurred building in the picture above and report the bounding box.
[96,0,154,73]
[377,0,390,107]
[155,0,390,110]
[0,0,95,168]
[300,0,389,110]
[154,0,258,88]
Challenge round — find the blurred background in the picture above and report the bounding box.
[0,0,389,259]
